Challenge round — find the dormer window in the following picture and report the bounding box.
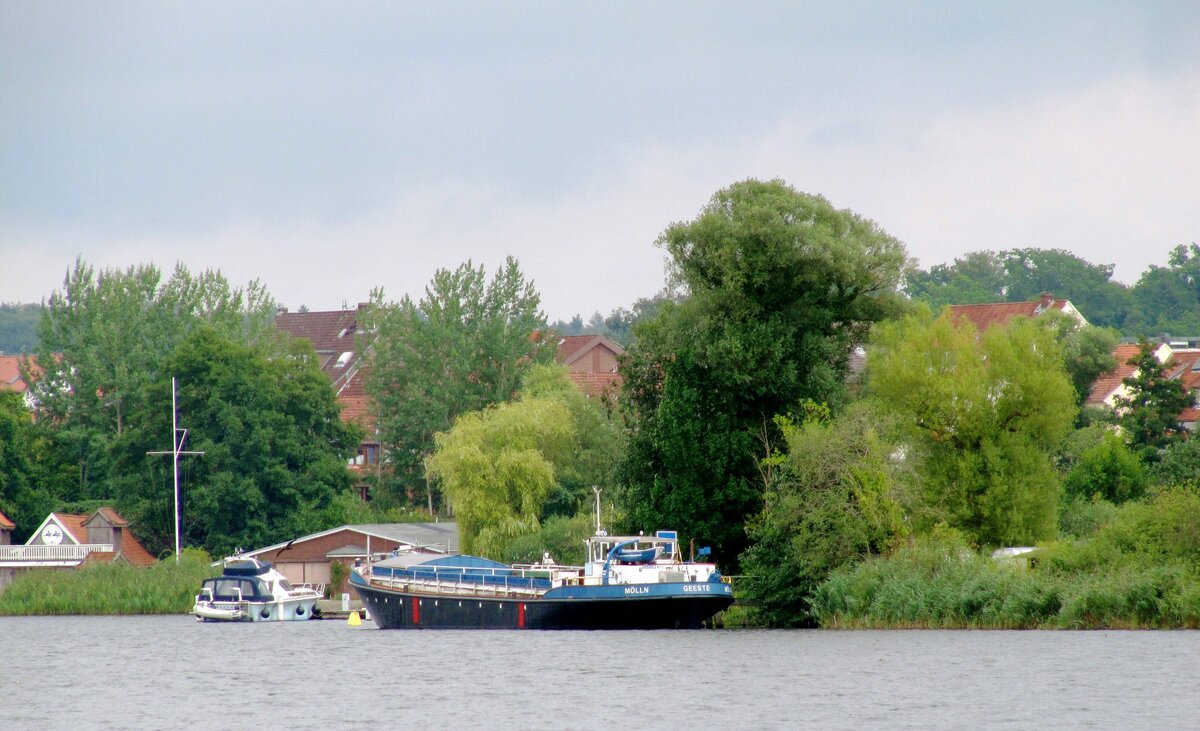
[334,351,353,368]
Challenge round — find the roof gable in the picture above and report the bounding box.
[556,334,625,366]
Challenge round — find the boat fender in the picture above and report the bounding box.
[296,607,305,616]
[261,608,271,619]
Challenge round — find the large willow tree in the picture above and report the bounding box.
[868,311,1077,545]
[617,179,909,565]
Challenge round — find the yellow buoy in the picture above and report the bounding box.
[347,610,362,626]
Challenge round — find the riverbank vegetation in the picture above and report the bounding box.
[0,549,212,615]
[4,178,1200,628]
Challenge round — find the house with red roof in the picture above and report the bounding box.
[555,334,624,400]
[0,507,155,590]
[274,305,379,495]
[946,293,1087,332]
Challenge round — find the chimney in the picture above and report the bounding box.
[1037,292,1054,313]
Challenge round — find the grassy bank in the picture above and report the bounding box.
[811,489,1200,630]
[0,549,213,616]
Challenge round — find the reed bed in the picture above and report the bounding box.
[0,549,213,616]
[813,488,1200,630]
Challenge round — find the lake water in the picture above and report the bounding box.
[1,615,1197,730]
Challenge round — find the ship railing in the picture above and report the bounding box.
[369,567,559,599]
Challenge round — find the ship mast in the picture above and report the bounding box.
[148,377,204,562]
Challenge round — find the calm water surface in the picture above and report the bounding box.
[1,615,1197,730]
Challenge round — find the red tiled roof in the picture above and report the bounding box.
[1166,349,1200,424]
[52,513,90,544]
[0,510,15,530]
[1085,343,1144,407]
[275,309,363,353]
[946,298,1078,332]
[0,354,40,393]
[556,335,598,362]
[115,529,157,566]
[555,335,624,366]
[274,307,376,431]
[52,510,156,566]
[568,371,622,399]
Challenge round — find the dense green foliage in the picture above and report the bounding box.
[0,548,213,615]
[813,489,1200,629]
[739,403,910,626]
[869,311,1077,545]
[363,258,552,510]
[618,180,908,566]
[105,327,360,557]
[30,260,277,500]
[0,391,72,541]
[907,248,1132,330]
[1114,340,1192,453]
[11,260,358,557]
[0,303,42,353]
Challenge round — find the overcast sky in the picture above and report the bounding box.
[2,2,1198,321]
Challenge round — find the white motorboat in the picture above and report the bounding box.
[193,555,323,622]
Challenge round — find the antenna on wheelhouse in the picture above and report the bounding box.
[148,377,205,562]
[593,486,604,535]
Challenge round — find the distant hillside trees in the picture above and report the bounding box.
[907,244,1200,336]
[0,303,42,354]
[617,179,909,566]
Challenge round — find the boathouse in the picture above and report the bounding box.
[239,522,458,596]
[0,507,156,590]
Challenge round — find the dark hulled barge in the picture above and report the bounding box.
[349,530,734,630]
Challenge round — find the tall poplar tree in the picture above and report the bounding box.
[363,257,552,509]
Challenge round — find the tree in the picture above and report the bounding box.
[1062,432,1147,504]
[518,363,623,517]
[424,363,622,557]
[1114,340,1192,454]
[1128,243,1200,336]
[425,397,574,557]
[28,259,275,498]
[999,248,1131,331]
[109,326,360,557]
[363,258,552,510]
[1034,310,1119,406]
[739,402,910,627]
[906,250,1007,310]
[868,310,1077,545]
[0,392,62,540]
[618,179,909,565]
[0,303,42,353]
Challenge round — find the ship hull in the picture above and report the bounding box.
[351,577,734,630]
